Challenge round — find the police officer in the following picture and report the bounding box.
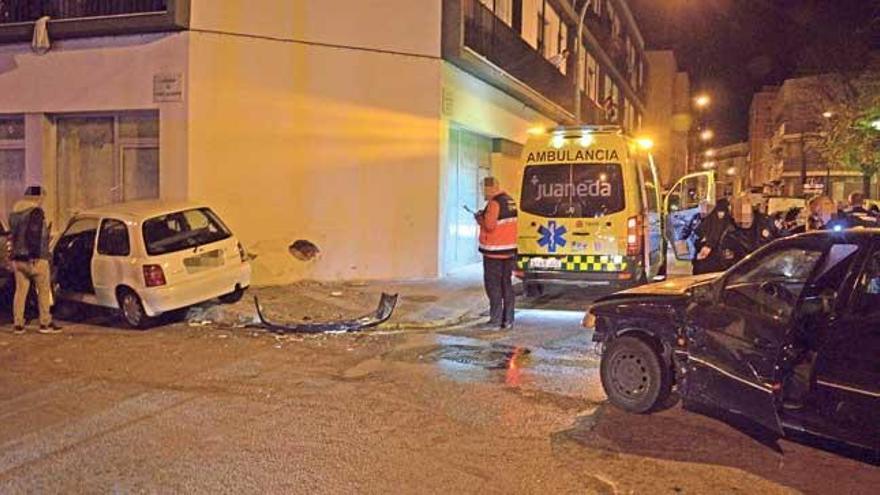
[694,195,777,273]
[475,177,518,329]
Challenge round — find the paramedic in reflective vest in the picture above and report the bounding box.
[475,177,518,329]
[8,186,61,334]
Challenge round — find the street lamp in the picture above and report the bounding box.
[822,111,834,119]
[573,0,593,124]
[695,94,711,109]
[700,129,715,142]
[704,148,716,158]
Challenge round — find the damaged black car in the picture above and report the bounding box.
[586,230,880,453]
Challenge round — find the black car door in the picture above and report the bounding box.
[811,243,880,450]
[683,240,828,434]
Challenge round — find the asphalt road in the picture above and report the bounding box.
[0,284,877,493]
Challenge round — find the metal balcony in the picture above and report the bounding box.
[0,0,188,43]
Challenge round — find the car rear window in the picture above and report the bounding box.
[142,208,232,256]
[520,163,625,218]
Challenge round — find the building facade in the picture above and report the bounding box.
[748,76,867,200]
[0,0,650,284]
[711,142,749,197]
[643,50,690,187]
[747,85,779,191]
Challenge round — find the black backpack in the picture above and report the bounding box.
[12,208,44,261]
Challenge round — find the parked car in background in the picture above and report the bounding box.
[52,201,251,328]
[586,230,880,454]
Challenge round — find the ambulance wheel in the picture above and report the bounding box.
[524,283,544,298]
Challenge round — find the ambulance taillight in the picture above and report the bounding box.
[626,215,643,256]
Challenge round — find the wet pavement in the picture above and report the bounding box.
[0,280,877,493]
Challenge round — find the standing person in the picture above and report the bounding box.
[475,177,518,329]
[692,198,731,275]
[679,200,712,261]
[694,195,777,274]
[8,186,61,334]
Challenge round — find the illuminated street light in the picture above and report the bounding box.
[694,94,711,109]
[636,137,654,150]
[704,149,716,158]
[822,111,834,119]
[871,119,880,131]
[726,166,737,176]
[702,160,717,170]
[700,129,715,141]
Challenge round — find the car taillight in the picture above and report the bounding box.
[627,215,643,256]
[143,264,166,287]
[237,242,247,262]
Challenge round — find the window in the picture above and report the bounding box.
[724,245,825,322]
[97,218,130,256]
[857,246,880,313]
[520,163,625,218]
[479,0,512,26]
[638,159,658,213]
[522,0,541,49]
[56,111,159,227]
[143,208,231,256]
[582,52,599,102]
[593,0,602,16]
[680,174,710,210]
[542,3,561,58]
[0,115,25,224]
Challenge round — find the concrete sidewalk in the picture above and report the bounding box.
[186,264,490,330]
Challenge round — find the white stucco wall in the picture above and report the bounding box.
[0,33,190,216]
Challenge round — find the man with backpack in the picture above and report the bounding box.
[8,186,61,334]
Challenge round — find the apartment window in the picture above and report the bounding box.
[585,53,599,103]
[56,111,159,225]
[593,0,602,16]
[479,0,513,26]
[542,3,561,58]
[0,115,25,223]
[522,0,541,49]
[608,3,621,38]
[603,76,619,122]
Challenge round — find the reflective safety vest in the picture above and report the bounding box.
[479,192,518,258]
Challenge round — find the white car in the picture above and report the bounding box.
[52,201,251,328]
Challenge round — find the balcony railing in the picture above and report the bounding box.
[0,1,167,24]
[0,0,187,43]
[462,0,574,111]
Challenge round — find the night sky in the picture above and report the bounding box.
[628,0,880,145]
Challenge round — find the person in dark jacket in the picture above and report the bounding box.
[694,195,778,274]
[8,186,61,334]
[691,198,730,274]
[679,200,712,259]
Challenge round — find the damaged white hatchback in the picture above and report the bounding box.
[52,201,252,328]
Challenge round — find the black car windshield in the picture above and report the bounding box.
[143,208,231,256]
[520,163,625,218]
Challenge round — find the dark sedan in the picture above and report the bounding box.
[586,230,880,453]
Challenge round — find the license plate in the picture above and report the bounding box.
[184,249,225,272]
[529,257,562,270]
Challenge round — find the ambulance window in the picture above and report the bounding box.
[520,163,624,218]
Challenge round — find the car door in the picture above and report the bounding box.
[637,156,663,276]
[664,171,715,260]
[53,217,100,295]
[811,243,880,449]
[93,218,131,307]
[683,240,828,434]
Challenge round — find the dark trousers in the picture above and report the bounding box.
[483,256,515,325]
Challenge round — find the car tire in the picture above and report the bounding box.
[524,282,544,298]
[219,285,245,304]
[117,289,152,329]
[600,335,671,413]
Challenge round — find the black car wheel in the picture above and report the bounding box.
[601,335,671,413]
[118,289,151,329]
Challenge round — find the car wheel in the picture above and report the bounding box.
[524,282,544,298]
[600,335,671,413]
[118,289,151,329]
[219,285,245,304]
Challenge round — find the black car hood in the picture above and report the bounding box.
[594,272,722,305]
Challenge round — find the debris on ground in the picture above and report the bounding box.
[254,293,398,334]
